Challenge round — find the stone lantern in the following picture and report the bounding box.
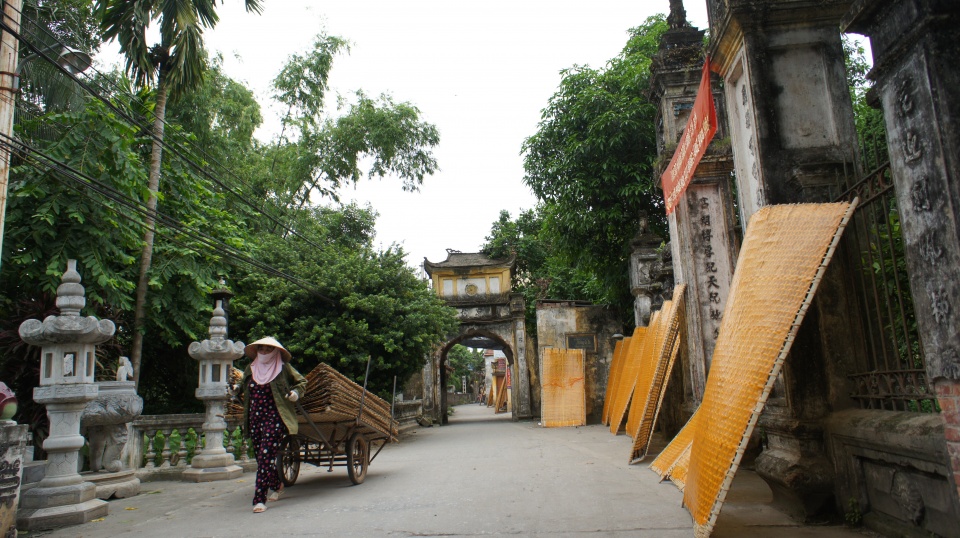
[182,300,244,482]
[17,260,113,529]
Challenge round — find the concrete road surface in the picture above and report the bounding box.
[31,404,877,537]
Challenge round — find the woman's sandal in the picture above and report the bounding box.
[253,503,266,513]
[267,487,284,502]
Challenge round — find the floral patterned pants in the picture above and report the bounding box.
[249,381,287,505]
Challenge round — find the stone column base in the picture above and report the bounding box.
[755,416,835,522]
[83,469,141,499]
[755,445,835,520]
[18,482,108,531]
[181,464,243,482]
[182,453,242,482]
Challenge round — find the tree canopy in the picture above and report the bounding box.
[1,9,454,421]
[445,345,484,392]
[229,204,457,398]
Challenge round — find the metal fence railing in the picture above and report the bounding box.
[835,123,937,413]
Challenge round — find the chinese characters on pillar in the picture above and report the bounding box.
[0,442,21,508]
[697,196,723,342]
[686,183,732,363]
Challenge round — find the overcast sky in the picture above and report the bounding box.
[102,1,710,272]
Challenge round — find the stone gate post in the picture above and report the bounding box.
[649,5,737,410]
[707,0,864,519]
[843,0,960,505]
[0,415,28,536]
[510,293,532,419]
[629,215,664,328]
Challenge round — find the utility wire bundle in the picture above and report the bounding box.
[226,363,397,440]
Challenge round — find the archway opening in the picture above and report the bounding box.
[439,330,515,424]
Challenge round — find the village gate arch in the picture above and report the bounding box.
[438,329,514,418]
[423,251,532,423]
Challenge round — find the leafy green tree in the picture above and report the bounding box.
[165,53,262,170]
[2,95,241,416]
[262,34,439,211]
[446,344,484,392]
[483,209,608,337]
[489,16,669,328]
[4,100,147,310]
[96,0,264,385]
[229,204,458,398]
[843,35,886,167]
[520,16,668,317]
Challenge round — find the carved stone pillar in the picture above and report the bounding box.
[510,293,532,419]
[708,0,860,520]
[629,216,663,328]
[18,260,112,529]
[0,420,28,536]
[844,0,960,507]
[421,356,436,421]
[183,300,245,482]
[650,8,737,409]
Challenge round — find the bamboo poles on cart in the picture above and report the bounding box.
[227,360,398,440]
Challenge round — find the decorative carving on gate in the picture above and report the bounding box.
[910,176,931,212]
[918,233,943,265]
[927,284,950,325]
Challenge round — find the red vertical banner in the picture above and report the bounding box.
[660,59,718,215]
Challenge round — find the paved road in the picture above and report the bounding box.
[33,404,876,537]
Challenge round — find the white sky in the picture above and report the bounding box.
[101,1,710,272]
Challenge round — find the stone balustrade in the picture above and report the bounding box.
[128,414,251,480]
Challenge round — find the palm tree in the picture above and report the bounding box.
[97,0,263,386]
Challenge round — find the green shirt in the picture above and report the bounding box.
[240,362,307,436]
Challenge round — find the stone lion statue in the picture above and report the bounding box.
[116,357,134,382]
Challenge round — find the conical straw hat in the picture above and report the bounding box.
[244,336,292,361]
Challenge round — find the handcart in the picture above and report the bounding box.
[275,360,398,486]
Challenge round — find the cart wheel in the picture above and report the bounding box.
[276,436,300,487]
[346,433,369,485]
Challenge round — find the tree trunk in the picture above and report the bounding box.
[130,77,168,389]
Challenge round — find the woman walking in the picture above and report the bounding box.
[238,337,306,513]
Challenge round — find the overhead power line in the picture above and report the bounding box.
[1,11,335,254]
[0,130,337,306]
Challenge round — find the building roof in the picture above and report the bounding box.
[422,250,516,277]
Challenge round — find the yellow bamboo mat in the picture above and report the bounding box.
[540,348,586,427]
[683,202,855,538]
[602,338,627,426]
[669,445,692,491]
[625,304,669,440]
[608,318,656,435]
[650,407,700,482]
[628,285,687,463]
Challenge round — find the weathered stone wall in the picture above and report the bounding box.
[826,410,958,537]
[535,302,621,424]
